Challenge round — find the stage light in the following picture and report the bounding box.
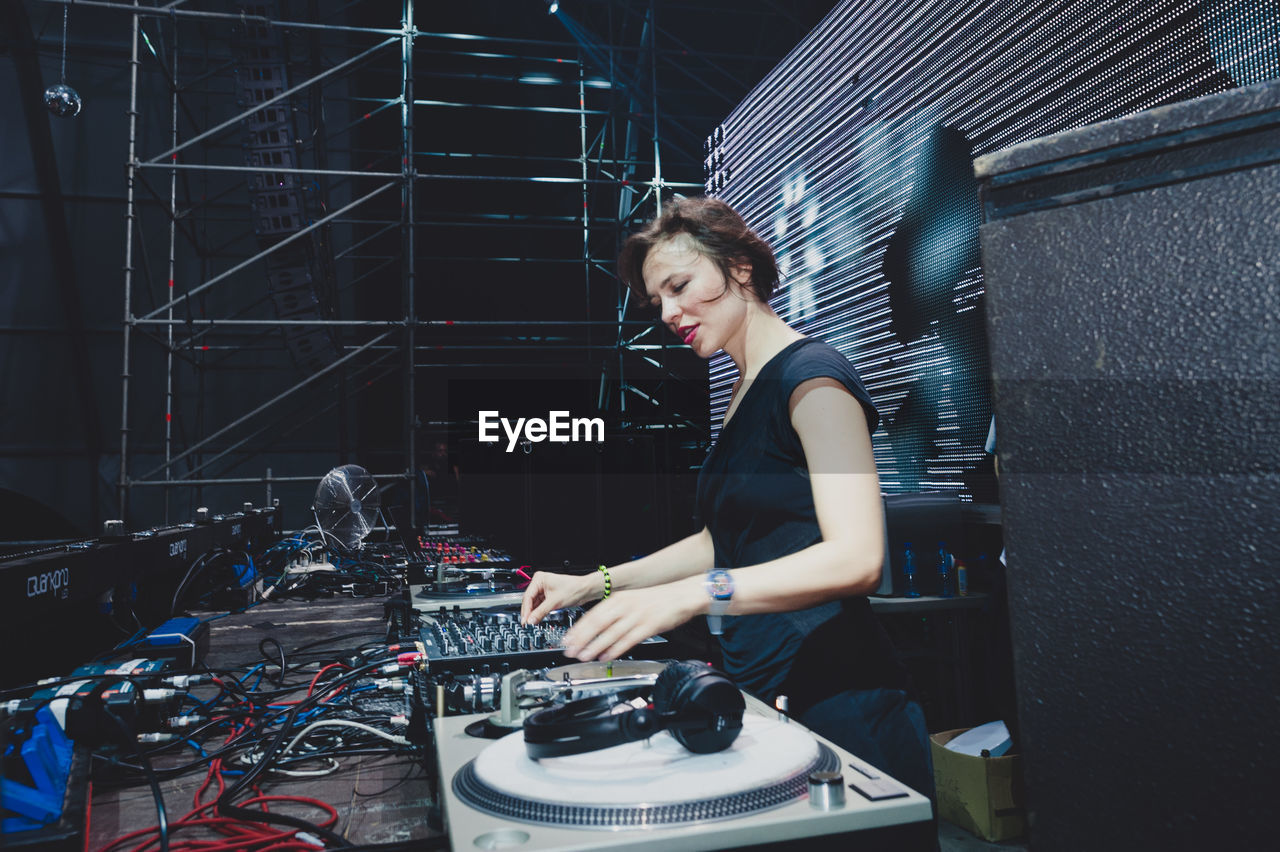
[546,0,559,14]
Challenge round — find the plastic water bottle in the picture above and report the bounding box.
[938,541,954,598]
[903,543,921,598]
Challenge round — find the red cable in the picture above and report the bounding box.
[112,795,338,852]
[306,663,351,698]
[105,665,354,851]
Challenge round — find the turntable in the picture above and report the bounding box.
[435,693,932,851]
[425,568,526,597]
[412,566,529,611]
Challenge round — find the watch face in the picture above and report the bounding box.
[707,570,733,600]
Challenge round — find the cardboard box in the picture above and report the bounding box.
[931,727,1026,842]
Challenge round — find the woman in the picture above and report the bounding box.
[520,197,936,835]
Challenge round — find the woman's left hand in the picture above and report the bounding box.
[561,580,704,662]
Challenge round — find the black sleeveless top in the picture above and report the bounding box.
[695,338,909,713]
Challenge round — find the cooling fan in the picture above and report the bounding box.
[312,464,380,551]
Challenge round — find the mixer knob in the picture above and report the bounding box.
[533,633,545,649]
[519,635,530,651]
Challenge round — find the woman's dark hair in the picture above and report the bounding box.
[618,197,779,305]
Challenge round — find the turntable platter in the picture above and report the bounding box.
[432,580,520,596]
[454,715,836,828]
[425,571,527,597]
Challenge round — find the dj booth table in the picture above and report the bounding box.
[86,594,933,852]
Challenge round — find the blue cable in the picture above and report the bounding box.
[238,663,266,684]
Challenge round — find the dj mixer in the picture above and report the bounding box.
[416,604,665,674]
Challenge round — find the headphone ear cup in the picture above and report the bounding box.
[653,661,705,714]
[653,662,745,754]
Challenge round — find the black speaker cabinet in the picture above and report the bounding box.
[977,81,1279,852]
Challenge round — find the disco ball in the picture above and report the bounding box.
[44,83,81,118]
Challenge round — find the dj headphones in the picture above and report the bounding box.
[523,661,745,760]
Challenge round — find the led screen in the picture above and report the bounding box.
[708,0,1279,500]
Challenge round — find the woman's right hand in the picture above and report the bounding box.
[520,570,601,626]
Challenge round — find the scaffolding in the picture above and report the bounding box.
[45,0,734,529]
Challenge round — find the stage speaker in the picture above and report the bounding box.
[976,81,1280,852]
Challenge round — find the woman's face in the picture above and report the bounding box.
[642,234,752,358]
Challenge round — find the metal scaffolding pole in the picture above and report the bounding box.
[402,0,418,526]
[134,163,402,179]
[38,0,403,36]
[612,5,654,425]
[650,0,663,211]
[131,474,405,487]
[164,18,178,522]
[118,1,141,519]
[580,54,592,395]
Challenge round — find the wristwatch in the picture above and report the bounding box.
[704,569,734,636]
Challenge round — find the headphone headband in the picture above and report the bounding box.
[523,662,744,760]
